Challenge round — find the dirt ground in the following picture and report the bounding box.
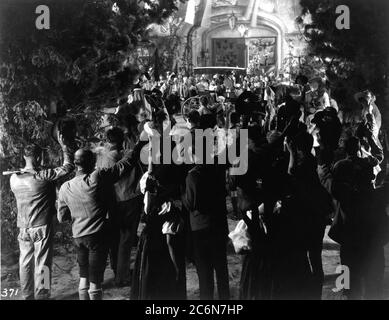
[2,216,389,300]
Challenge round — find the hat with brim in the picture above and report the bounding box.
[354,90,374,103]
[308,76,324,85]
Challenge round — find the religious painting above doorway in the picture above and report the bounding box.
[212,38,246,67]
[247,37,277,75]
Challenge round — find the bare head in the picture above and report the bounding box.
[23,144,42,168]
[74,149,95,173]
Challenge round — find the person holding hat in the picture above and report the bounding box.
[10,135,75,300]
[354,90,382,139]
[95,127,144,288]
[58,141,144,300]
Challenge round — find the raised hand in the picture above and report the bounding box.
[57,132,66,148]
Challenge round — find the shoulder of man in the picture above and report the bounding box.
[9,173,18,189]
[58,178,71,195]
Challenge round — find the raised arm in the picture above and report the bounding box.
[35,134,75,181]
[98,140,145,184]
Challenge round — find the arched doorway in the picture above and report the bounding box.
[193,9,287,75]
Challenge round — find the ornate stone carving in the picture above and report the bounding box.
[212,0,238,8]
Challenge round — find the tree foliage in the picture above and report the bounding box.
[0,0,182,157]
[0,0,182,250]
[297,0,389,112]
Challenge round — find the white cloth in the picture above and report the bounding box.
[228,220,251,254]
[139,171,149,194]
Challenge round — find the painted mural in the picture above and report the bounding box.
[247,37,277,73]
[212,38,246,67]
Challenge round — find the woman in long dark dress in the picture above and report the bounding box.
[237,129,270,300]
[237,127,289,300]
[131,211,186,299]
[130,108,187,300]
[130,164,187,300]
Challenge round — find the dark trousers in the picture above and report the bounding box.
[109,197,142,283]
[340,243,385,300]
[192,228,230,300]
[307,224,326,300]
[74,231,108,284]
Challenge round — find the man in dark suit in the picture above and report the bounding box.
[183,138,230,300]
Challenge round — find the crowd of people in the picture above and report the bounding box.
[9,68,389,300]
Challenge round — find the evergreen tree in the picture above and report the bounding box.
[297,0,389,116]
[0,0,183,249]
